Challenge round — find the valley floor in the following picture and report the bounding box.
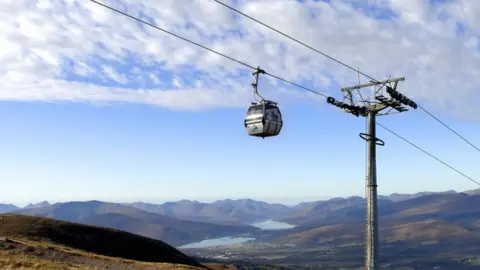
[187,241,480,270]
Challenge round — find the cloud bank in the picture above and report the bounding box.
[1,0,479,117]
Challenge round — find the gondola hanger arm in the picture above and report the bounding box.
[252,66,266,103]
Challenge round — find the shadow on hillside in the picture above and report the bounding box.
[0,214,206,268]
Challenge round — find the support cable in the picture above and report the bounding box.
[213,0,480,155]
[89,0,329,98]
[377,123,480,186]
[90,0,479,188]
[417,106,480,153]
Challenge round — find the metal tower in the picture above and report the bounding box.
[327,77,417,270]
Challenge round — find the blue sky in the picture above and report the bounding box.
[1,100,478,206]
[1,0,479,206]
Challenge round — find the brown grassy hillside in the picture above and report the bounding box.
[0,214,205,268]
[379,193,480,218]
[280,196,392,225]
[273,219,480,247]
[0,214,291,270]
[283,194,480,229]
[0,238,264,270]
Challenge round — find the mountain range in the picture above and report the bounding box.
[269,192,480,247]
[11,200,257,246]
[2,188,480,248]
[125,198,292,225]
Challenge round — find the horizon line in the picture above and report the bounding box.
[3,188,475,208]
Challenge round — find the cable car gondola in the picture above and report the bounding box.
[245,100,283,138]
[244,67,283,138]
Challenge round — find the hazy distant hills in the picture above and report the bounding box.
[14,201,258,246]
[0,201,51,213]
[466,188,480,195]
[124,189,479,227]
[279,196,392,225]
[0,204,20,214]
[272,218,480,247]
[3,188,480,248]
[279,190,471,226]
[125,198,292,225]
[379,189,458,202]
[24,200,51,209]
[290,193,480,230]
[269,193,480,247]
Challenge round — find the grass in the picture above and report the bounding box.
[0,214,205,267]
[0,250,93,270]
[0,242,241,270]
[1,237,206,270]
[271,218,480,248]
[0,214,252,269]
[0,214,214,269]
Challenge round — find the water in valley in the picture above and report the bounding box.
[178,220,296,249]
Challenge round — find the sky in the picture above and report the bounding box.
[1,0,480,207]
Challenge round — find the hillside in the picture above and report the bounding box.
[271,218,480,247]
[280,196,392,226]
[281,193,480,229]
[267,193,480,247]
[14,201,259,246]
[466,188,480,195]
[377,193,480,218]
[0,215,294,270]
[379,189,457,202]
[0,214,205,268]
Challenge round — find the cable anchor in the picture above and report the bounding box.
[359,133,385,146]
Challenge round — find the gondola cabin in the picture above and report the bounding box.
[244,100,283,138]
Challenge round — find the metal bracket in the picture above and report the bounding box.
[341,77,405,92]
[252,66,266,103]
[359,133,385,146]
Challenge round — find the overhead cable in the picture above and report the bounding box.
[89,0,329,98]
[418,108,480,153]
[377,122,480,186]
[91,0,479,188]
[212,0,374,80]
[213,0,480,155]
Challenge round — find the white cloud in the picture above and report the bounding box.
[102,65,128,84]
[0,0,479,118]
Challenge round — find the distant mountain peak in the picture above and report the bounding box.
[177,199,201,204]
[24,201,51,209]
